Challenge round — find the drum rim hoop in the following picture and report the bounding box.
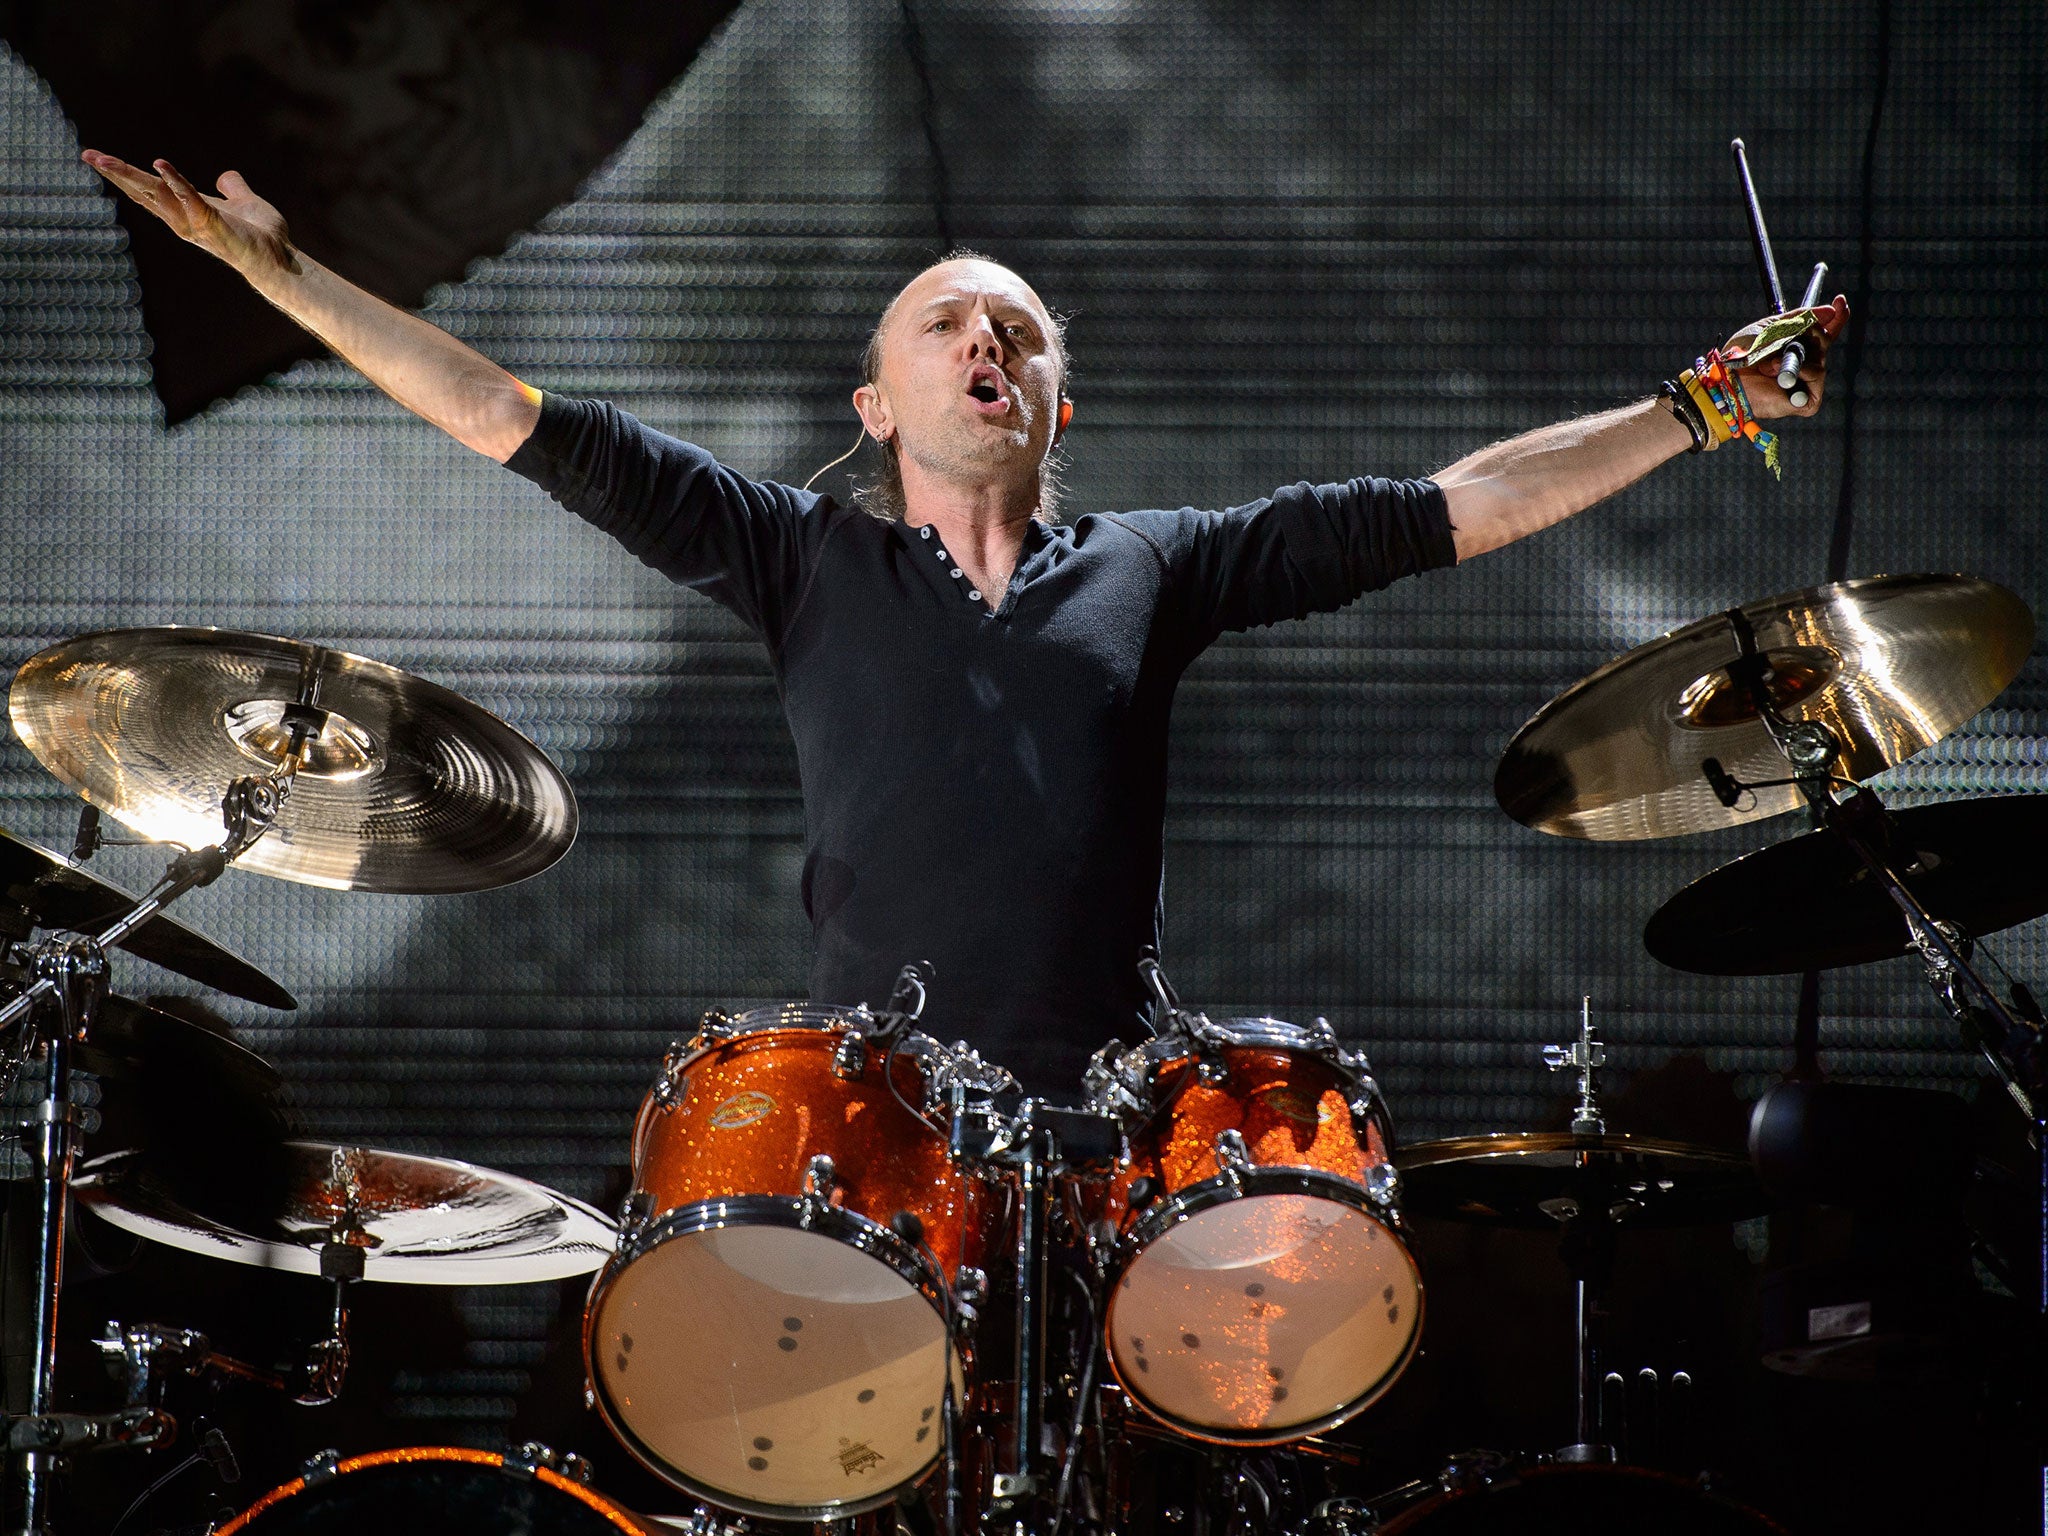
[212,1446,646,1535]
[583,1200,956,1520]
[600,1194,951,1305]
[1115,1166,1411,1255]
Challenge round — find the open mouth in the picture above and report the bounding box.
[966,366,1010,411]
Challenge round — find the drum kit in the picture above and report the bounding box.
[0,567,2037,1535]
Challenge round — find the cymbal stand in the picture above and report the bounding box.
[1544,1003,1616,1463]
[0,700,317,1536]
[1709,606,2048,1376]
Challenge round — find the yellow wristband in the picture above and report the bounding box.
[1679,368,1734,448]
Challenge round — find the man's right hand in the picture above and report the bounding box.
[76,149,539,460]
[81,152,298,283]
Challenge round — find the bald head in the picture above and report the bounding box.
[850,253,1072,522]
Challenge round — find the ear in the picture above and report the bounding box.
[853,383,891,442]
[1055,397,1073,441]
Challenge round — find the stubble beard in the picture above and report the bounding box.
[902,396,1042,494]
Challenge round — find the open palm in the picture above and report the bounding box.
[80,151,296,279]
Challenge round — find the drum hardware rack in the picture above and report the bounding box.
[0,696,318,1536]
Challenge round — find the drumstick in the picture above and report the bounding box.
[1732,138,1821,406]
[1731,138,1787,313]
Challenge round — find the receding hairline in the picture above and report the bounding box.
[865,254,1068,387]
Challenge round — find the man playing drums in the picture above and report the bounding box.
[79,149,1845,1094]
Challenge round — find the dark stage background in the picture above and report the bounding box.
[0,1,2043,1530]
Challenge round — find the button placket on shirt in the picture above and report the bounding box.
[918,523,988,605]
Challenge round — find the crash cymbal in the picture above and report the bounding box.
[1396,1132,1772,1229]
[1646,794,2048,975]
[0,828,294,1008]
[1494,575,2034,840]
[9,627,577,894]
[74,1141,615,1285]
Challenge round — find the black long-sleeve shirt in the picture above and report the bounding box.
[508,393,1457,1093]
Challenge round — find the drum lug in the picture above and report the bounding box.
[693,1009,737,1046]
[952,1265,988,1337]
[1365,1162,1401,1209]
[832,1031,868,1079]
[653,1043,691,1108]
[800,1154,837,1224]
[616,1189,655,1245]
[299,1448,341,1486]
[1213,1128,1252,1181]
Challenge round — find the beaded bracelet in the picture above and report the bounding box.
[1664,351,1782,478]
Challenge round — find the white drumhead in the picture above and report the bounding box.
[591,1224,959,1514]
[1108,1194,1420,1437]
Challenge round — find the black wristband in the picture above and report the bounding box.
[1661,380,1708,453]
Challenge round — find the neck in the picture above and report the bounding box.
[899,461,1039,566]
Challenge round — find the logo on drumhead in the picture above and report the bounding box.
[1257,1087,1331,1126]
[837,1439,884,1477]
[709,1090,777,1129]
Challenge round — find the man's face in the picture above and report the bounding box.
[856,259,1065,497]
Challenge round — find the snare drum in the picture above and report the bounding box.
[216,1446,653,1534]
[584,1005,1007,1519]
[1089,1017,1422,1444]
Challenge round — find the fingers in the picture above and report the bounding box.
[217,169,252,199]
[79,148,164,205]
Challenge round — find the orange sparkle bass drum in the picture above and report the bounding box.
[215,1446,655,1534]
[1086,1015,1423,1445]
[583,1005,1013,1521]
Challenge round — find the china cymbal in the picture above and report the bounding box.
[1494,575,2033,841]
[1396,1132,1772,1229]
[0,828,294,1008]
[10,627,577,893]
[74,1141,615,1285]
[1646,794,2048,975]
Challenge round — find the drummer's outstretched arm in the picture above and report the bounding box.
[81,151,539,462]
[1435,296,1849,561]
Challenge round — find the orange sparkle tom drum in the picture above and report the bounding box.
[1088,1016,1423,1445]
[584,1005,1008,1520]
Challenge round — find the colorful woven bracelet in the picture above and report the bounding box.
[1695,349,1781,479]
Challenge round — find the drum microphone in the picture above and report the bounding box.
[198,1423,241,1485]
[888,1210,926,1248]
[71,803,100,863]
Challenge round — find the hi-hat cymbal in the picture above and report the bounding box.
[1494,575,2034,841]
[74,1141,615,1285]
[10,627,577,893]
[0,828,294,1008]
[1396,1132,1771,1229]
[1646,794,2048,975]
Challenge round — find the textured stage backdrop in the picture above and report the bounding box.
[0,0,2043,1508]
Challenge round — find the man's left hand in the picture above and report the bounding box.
[1720,295,1851,421]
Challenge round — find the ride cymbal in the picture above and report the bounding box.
[74,1141,615,1285]
[0,828,294,1008]
[1396,1132,1772,1229]
[10,627,577,893]
[1646,794,2048,975]
[1494,575,2034,840]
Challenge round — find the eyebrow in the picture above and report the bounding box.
[912,295,1043,328]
